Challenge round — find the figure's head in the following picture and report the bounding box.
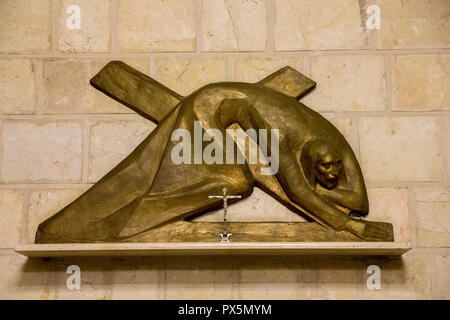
[301,140,343,189]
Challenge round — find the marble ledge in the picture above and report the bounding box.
[15,242,412,258]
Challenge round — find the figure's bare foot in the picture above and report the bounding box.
[343,219,394,241]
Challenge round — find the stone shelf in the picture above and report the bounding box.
[15,242,411,258]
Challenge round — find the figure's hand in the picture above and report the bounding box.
[343,219,394,241]
[316,183,351,214]
[315,183,327,196]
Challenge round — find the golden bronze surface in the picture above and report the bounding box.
[35,61,393,243]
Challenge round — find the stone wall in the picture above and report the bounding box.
[0,0,449,299]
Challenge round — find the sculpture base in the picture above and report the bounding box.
[126,221,390,243]
[35,221,394,244]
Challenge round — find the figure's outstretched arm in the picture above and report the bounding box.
[317,186,368,216]
[277,153,351,230]
[277,155,392,240]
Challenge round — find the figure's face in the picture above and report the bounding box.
[315,154,342,189]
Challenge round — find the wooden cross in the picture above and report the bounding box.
[208,188,242,243]
[90,61,316,125]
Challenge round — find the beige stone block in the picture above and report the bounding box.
[234,57,303,83]
[325,117,353,145]
[53,258,109,299]
[367,188,409,243]
[359,251,431,299]
[378,0,450,49]
[316,259,358,299]
[155,57,227,96]
[165,257,233,299]
[415,188,450,247]
[432,253,450,299]
[448,117,450,173]
[0,0,51,53]
[416,187,450,202]
[202,0,266,52]
[237,258,315,299]
[110,257,162,299]
[43,58,149,114]
[0,59,37,114]
[1,120,83,183]
[194,187,306,222]
[27,188,88,244]
[359,117,442,181]
[118,0,196,52]
[0,250,53,299]
[309,55,386,112]
[274,0,368,50]
[88,119,155,182]
[393,55,450,111]
[0,190,25,248]
[57,0,110,53]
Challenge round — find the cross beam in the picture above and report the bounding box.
[90,62,316,123]
[258,66,316,99]
[90,61,183,123]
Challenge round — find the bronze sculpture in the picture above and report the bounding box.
[35,61,393,243]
